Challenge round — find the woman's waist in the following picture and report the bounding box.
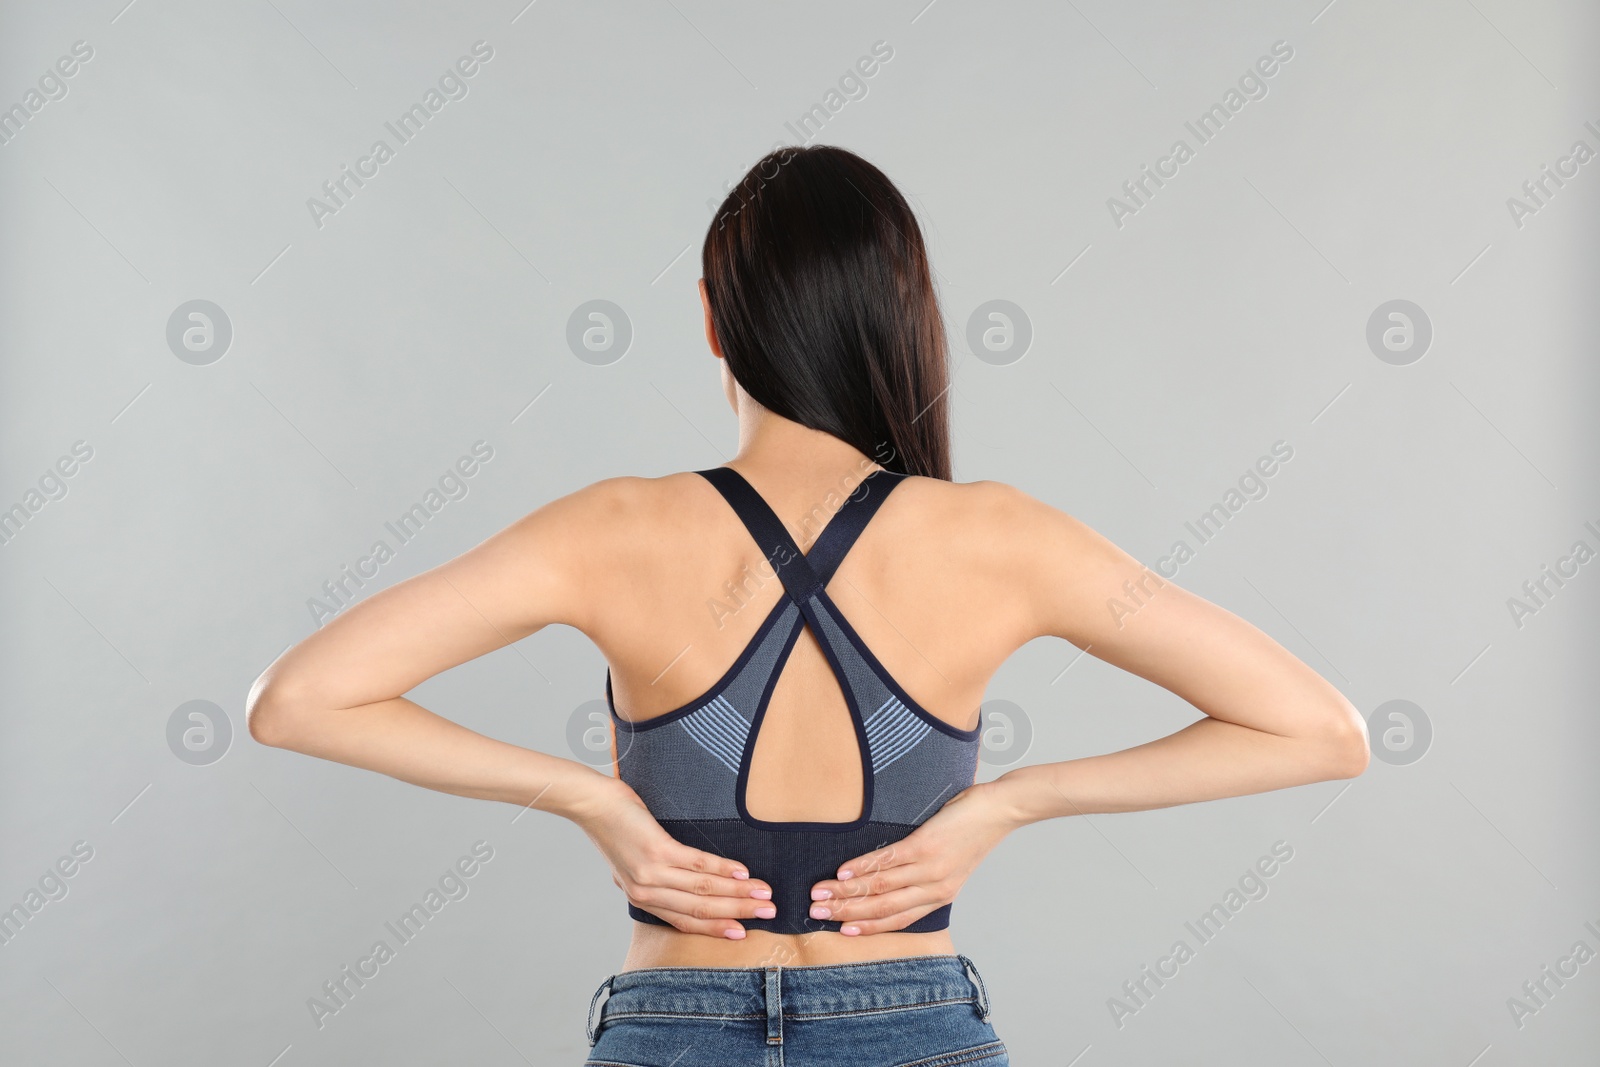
[621,923,957,972]
[612,938,973,1002]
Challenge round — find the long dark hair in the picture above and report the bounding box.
[701,145,952,481]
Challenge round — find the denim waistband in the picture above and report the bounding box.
[587,953,991,1047]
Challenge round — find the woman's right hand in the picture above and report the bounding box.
[573,778,776,938]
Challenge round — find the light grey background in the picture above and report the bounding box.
[2,1,1597,1064]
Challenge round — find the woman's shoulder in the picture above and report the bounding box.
[892,475,1078,534]
[487,472,709,570]
[896,475,1125,583]
[540,471,1098,562]
[897,474,1024,505]
[528,470,707,520]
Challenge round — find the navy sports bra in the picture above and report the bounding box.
[605,466,982,934]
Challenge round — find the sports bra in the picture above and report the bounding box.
[605,465,982,934]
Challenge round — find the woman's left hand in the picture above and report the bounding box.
[807,779,1023,935]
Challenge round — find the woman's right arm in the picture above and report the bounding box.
[803,481,1370,936]
[989,482,1369,827]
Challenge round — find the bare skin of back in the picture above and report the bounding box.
[598,467,1028,969]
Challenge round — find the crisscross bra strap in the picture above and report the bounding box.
[694,466,908,606]
[804,468,908,582]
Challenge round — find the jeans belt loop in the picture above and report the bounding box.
[957,953,991,1021]
[586,974,615,1046]
[765,966,784,1045]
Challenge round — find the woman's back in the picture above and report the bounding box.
[582,460,1032,968]
[595,467,1021,741]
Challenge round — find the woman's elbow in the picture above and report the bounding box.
[245,675,311,749]
[1324,727,1370,780]
[1316,701,1371,780]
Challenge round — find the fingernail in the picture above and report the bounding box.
[809,905,831,919]
[838,869,853,880]
[732,869,749,880]
[841,925,860,936]
[755,906,776,918]
[750,888,771,900]
[723,927,746,939]
[810,888,831,901]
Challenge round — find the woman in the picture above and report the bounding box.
[246,145,1369,1065]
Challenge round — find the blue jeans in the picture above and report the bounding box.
[583,953,1008,1066]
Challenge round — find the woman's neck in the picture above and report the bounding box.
[724,398,884,546]
[729,396,879,480]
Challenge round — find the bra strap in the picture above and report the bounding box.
[696,467,822,604]
[804,469,907,585]
[695,466,909,605]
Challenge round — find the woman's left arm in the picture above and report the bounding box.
[248,478,785,936]
[245,479,622,823]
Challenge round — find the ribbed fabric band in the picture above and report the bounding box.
[626,818,953,934]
